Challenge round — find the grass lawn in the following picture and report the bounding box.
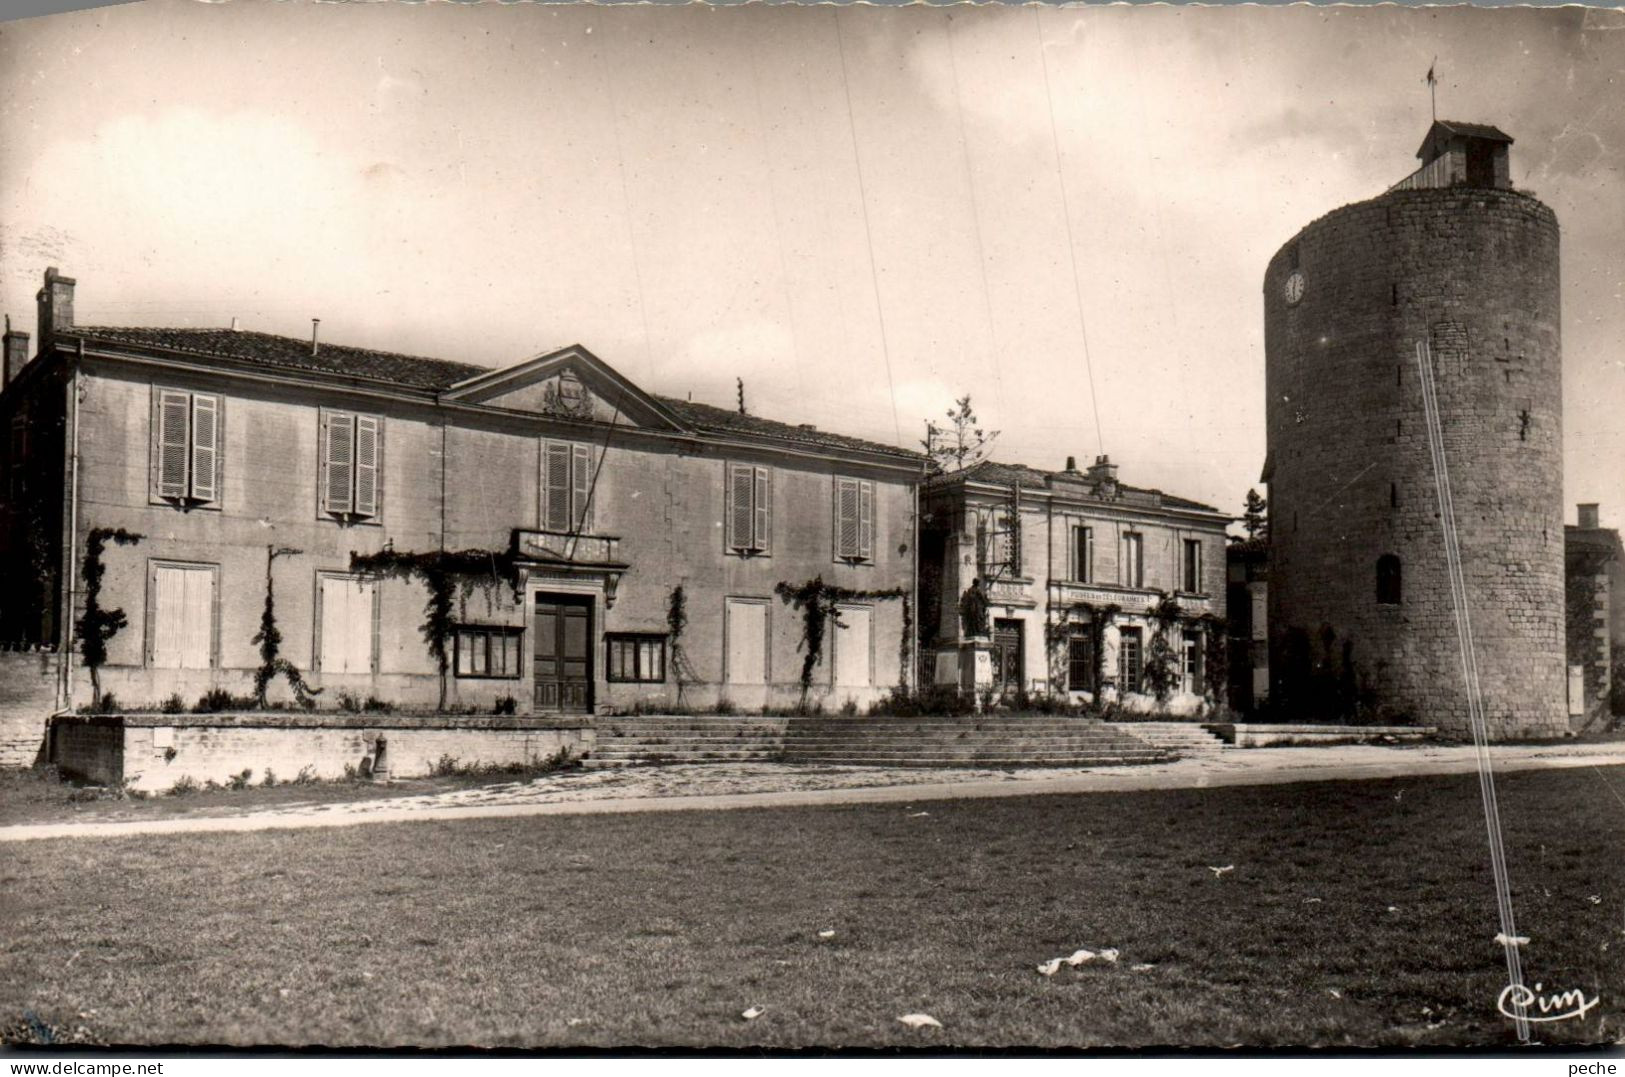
[3,766,1623,1049]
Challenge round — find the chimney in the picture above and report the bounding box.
[311,318,321,356]
[1578,503,1600,530]
[1085,454,1118,485]
[1064,455,1079,474]
[3,315,30,389]
[35,267,76,355]
[230,316,240,332]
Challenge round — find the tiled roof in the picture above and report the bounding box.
[1432,120,1514,143]
[655,395,922,462]
[74,325,921,462]
[78,326,489,390]
[946,459,1221,515]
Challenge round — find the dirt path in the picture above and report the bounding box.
[4,741,1624,843]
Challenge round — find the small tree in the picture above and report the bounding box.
[922,396,999,474]
[1242,488,1269,540]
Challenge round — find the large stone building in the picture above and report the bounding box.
[1565,503,1624,728]
[1261,121,1567,737]
[920,455,1231,712]
[0,270,924,735]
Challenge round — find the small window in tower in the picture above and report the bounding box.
[1376,555,1402,606]
[1390,482,1399,508]
[1391,283,1399,307]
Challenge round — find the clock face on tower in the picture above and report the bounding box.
[1284,270,1306,306]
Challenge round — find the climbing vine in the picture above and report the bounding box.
[1043,600,1119,698]
[898,594,913,690]
[252,545,321,708]
[349,546,519,710]
[1141,594,1184,702]
[773,577,905,708]
[75,527,143,706]
[667,584,691,702]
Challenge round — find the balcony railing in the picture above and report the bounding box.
[1047,580,1213,616]
[1388,153,1464,193]
[513,529,623,565]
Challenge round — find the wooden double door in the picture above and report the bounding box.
[534,593,593,713]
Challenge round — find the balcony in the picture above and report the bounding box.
[513,529,623,566]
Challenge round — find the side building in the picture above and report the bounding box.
[920,455,1231,712]
[0,270,925,735]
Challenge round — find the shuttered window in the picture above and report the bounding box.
[1073,525,1094,583]
[726,464,772,554]
[317,574,377,675]
[150,563,215,669]
[320,409,383,520]
[1121,532,1144,589]
[151,388,222,505]
[833,478,875,562]
[834,605,873,687]
[540,440,595,534]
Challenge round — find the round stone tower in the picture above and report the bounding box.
[1262,122,1566,738]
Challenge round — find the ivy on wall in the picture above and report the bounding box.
[667,584,691,702]
[349,547,519,710]
[252,545,321,708]
[75,527,143,705]
[773,576,905,708]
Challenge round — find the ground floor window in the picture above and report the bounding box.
[724,598,769,685]
[606,633,666,683]
[1182,630,1203,693]
[1067,631,1094,692]
[150,561,217,669]
[1118,627,1143,694]
[834,605,874,687]
[455,624,523,679]
[317,573,379,675]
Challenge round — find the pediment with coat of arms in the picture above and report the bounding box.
[440,344,686,431]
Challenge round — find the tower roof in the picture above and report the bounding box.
[1416,120,1513,159]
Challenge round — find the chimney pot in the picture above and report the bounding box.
[1578,503,1600,530]
[230,317,240,332]
[35,266,76,355]
[1065,455,1077,472]
[311,318,321,356]
[3,317,32,390]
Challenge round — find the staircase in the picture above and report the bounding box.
[587,716,789,768]
[1103,721,1229,753]
[780,715,1170,768]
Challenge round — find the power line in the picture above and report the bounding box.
[1033,6,1106,460]
[833,6,903,447]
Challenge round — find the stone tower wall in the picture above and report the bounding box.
[1262,186,1565,738]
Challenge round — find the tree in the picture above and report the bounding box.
[1242,488,1269,540]
[922,396,999,474]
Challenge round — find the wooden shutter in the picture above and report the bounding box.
[154,389,191,500]
[180,568,214,669]
[543,441,572,531]
[353,415,380,518]
[727,464,753,550]
[835,478,859,559]
[571,442,592,533]
[151,565,187,668]
[753,466,772,553]
[189,394,220,503]
[322,410,355,515]
[858,480,874,562]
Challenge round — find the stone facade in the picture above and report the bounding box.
[1262,133,1566,738]
[1564,509,1622,729]
[0,270,925,753]
[920,456,1230,713]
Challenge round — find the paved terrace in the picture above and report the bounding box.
[4,740,1624,843]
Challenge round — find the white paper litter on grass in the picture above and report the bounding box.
[1036,959,1063,976]
[1494,933,1530,946]
[897,1013,942,1029]
[741,1006,765,1020]
[1303,897,1322,904]
[1208,865,1235,877]
[818,930,836,939]
[1329,989,1342,999]
[1131,963,1156,972]
[908,812,931,818]
[1589,895,1602,905]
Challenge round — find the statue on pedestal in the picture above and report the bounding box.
[958,577,991,639]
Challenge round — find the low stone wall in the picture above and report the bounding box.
[1217,723,1437,748]
[0,649,61,768]
[51,713,595,793]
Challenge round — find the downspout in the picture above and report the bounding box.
[57,342,83,712]
[911,462,923,691]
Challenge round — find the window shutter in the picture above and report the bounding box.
[754,466,772,553]
[189,394,220,503]
[727,464,753,550]
[181,568,214,669]
[353,415,380,518]
[858,480,874,561]
[151,566,186,668]
[571,442,592,533]
[322,410,355,515]
[543,441,572,531]
[835,479,859,559]
[155,389,190,500]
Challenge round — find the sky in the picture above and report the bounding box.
[1,0,1621,526]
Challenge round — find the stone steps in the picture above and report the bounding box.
[1102,722,1229,752]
